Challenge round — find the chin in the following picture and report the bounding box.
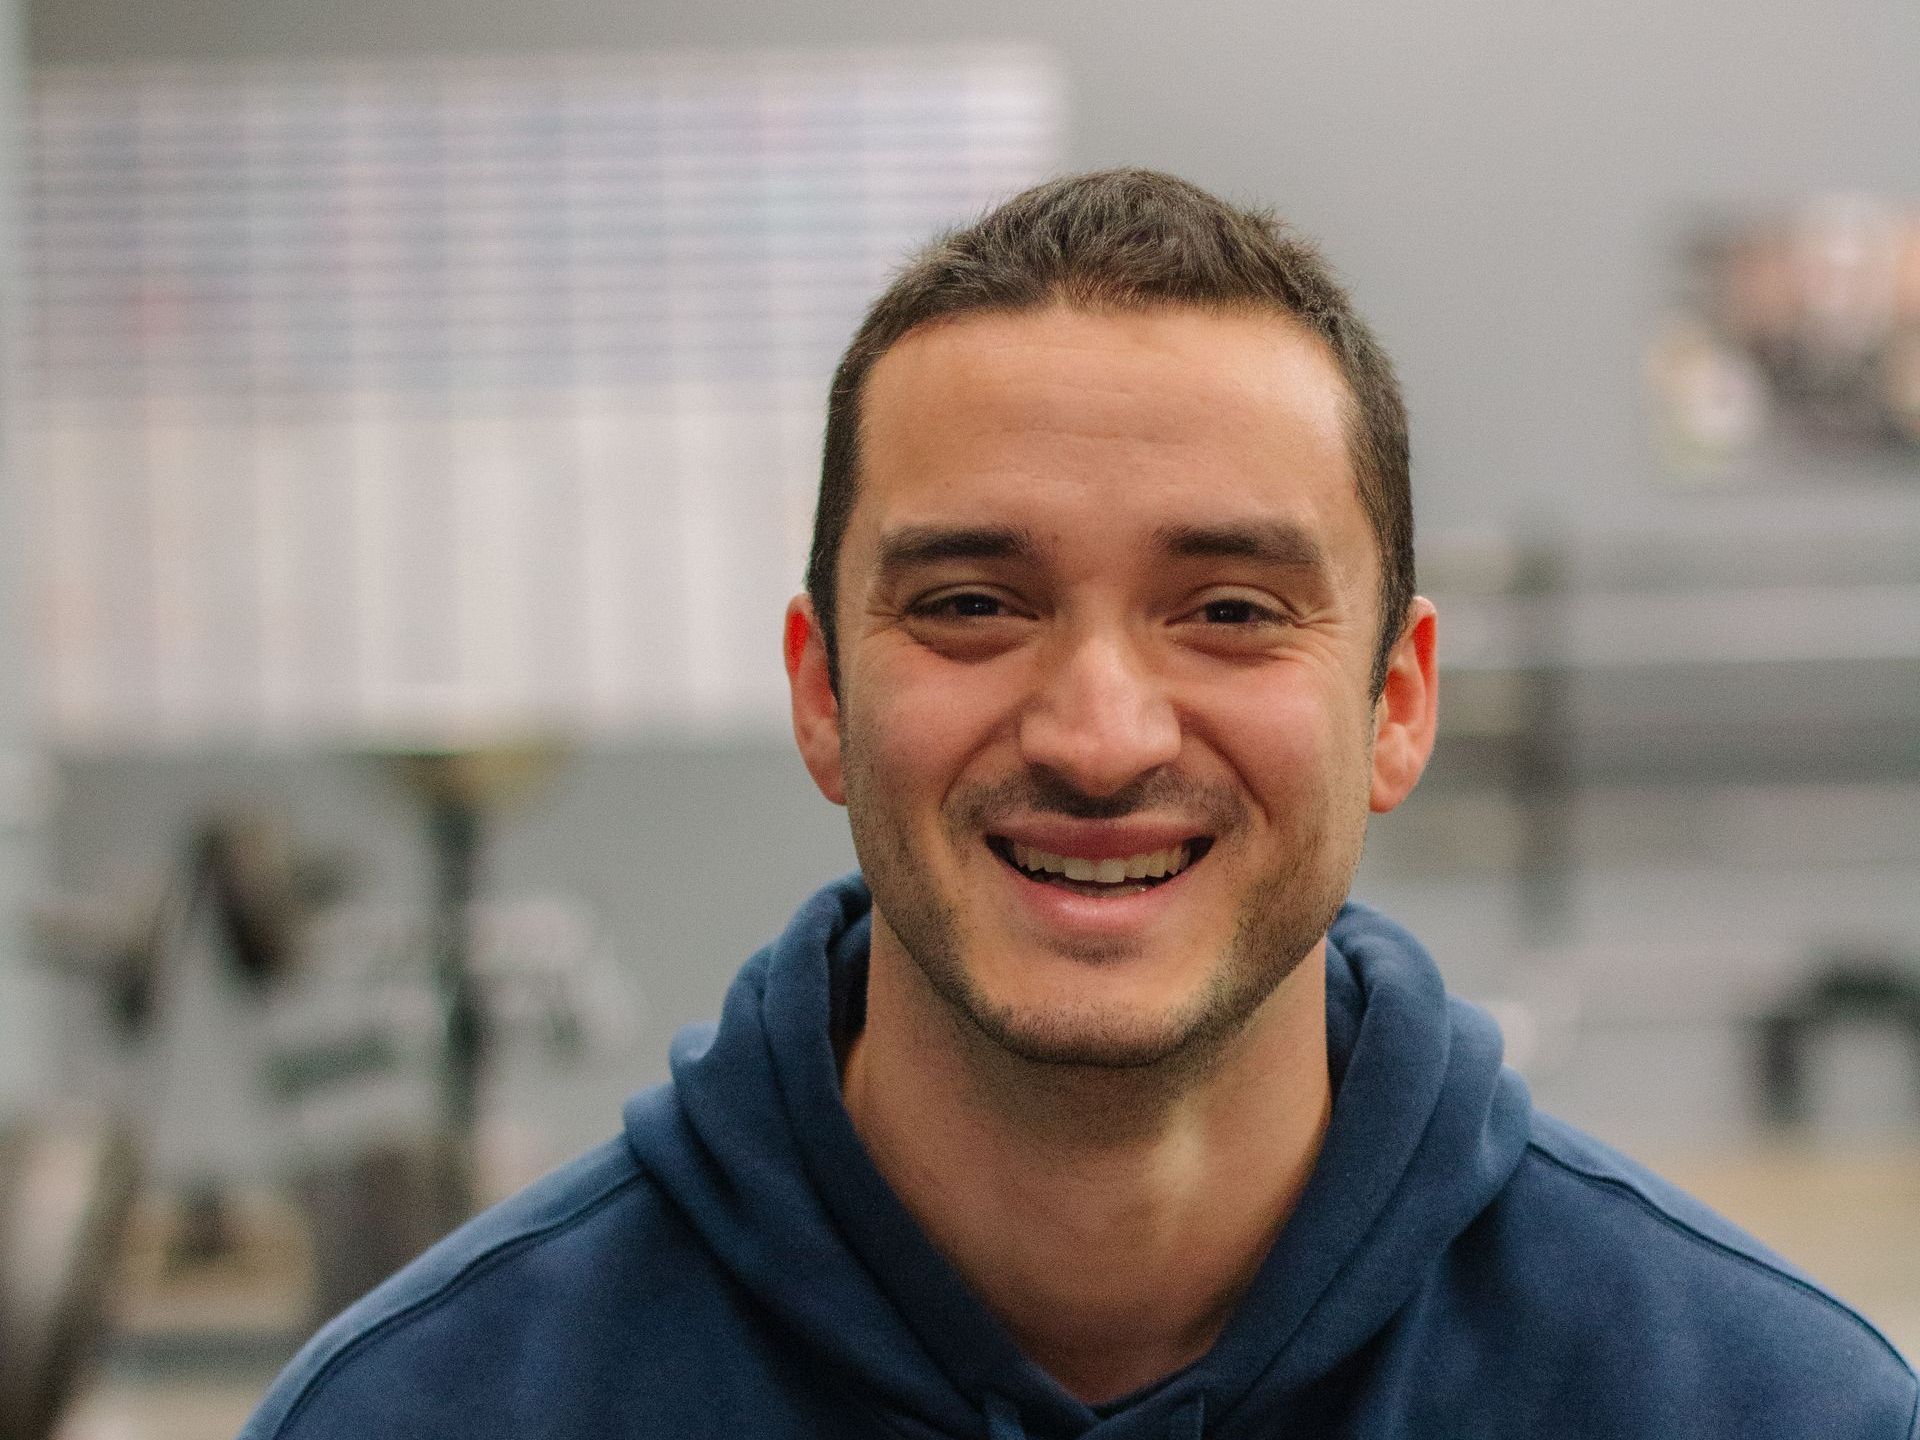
[942,957,1269,1073]
[962,1003,1214,1071]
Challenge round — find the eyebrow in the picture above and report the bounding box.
[870,518,1332,585]
[873,524,1037,582]
[1153,520,1332,574]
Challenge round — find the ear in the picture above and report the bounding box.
[1369,597,1438,814]
[784,595,847,806]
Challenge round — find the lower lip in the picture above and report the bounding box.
[992,846,1199,939]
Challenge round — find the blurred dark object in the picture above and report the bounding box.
[1506,539,1575,947]
[11,807,346,1411]
[195,814,346,991]
[262,1031,400,1104]
[256,748,580,1291]
[0,1111,141,1440]
[1654,197,1920,473]
[167,1180,240,1270]
[31,807,349,1041]
[382,747,566,1235]
[297,1140,451,1325]
[1755,947,1920,1128]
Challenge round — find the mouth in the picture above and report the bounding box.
[985,835,1215,898]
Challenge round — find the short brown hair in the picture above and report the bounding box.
[807,167,1413,696]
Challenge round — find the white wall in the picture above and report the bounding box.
[26,0,1920,534]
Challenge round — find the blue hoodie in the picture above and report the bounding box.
[242,877,1918,1439]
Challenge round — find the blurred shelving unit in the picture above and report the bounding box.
[1399,511,1918,991]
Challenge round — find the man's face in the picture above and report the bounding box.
[787,304,1434,1071]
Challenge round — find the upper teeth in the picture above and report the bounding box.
[1009,842,1192,884]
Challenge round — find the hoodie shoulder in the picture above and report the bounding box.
[1462,1112,1919,1436]
[240,1130,657,1440]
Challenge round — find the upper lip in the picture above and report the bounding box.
[985,819,1210,860]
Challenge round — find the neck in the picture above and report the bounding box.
[841,927,1331,1406]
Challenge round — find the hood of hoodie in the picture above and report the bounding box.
[622,875,1532,1440]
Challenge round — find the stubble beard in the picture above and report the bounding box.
[841,728,1368,1082]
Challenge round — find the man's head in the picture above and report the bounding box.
[808,167,1413,700]
[785,171,1437,1076]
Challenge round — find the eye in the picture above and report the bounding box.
[906,589,1013,621]
[1200,598,1267,625]
[944,595,1006,618]
[901,587,1029,660]
[1193,595,1285,626]
[1175,589,1294,654]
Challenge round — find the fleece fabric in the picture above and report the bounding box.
[242,875,1919,1439]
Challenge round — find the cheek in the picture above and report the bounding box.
[846,658,1013,798]
[1199,683,1367,803]
[1207,682,1324,757]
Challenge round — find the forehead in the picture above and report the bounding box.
[850,304,1370,584]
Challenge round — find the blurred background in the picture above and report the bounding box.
[0,0,1914,1435]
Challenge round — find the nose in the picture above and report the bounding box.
[1017,628,1182,797]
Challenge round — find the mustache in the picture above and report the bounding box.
[950,768,1247,830]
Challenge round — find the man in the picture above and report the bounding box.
[243,170,1917,1438]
